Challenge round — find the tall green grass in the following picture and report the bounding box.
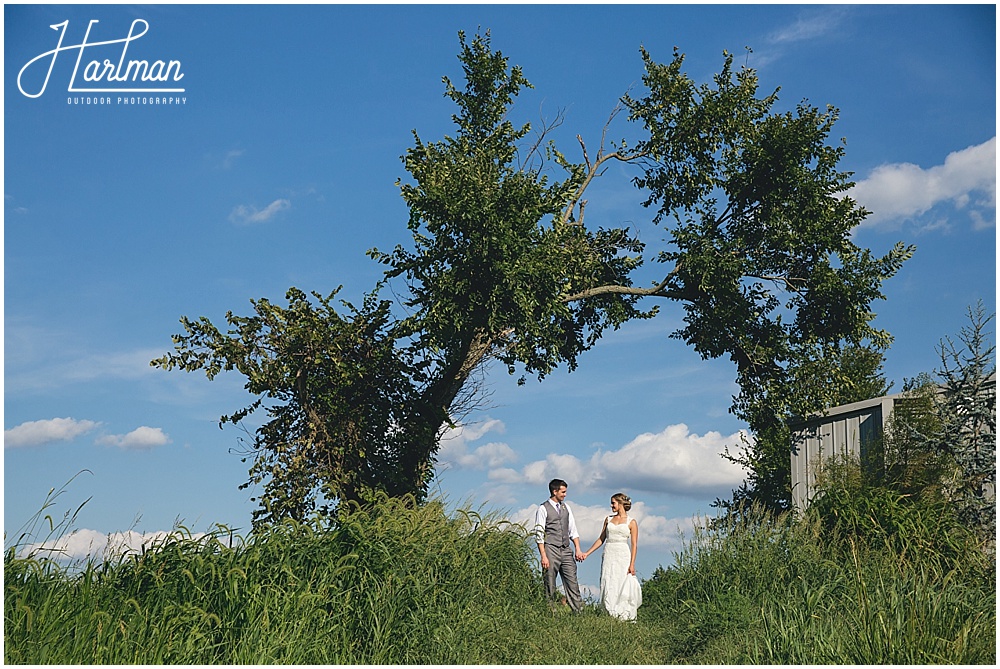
[8,496,514,663]
[4,493,667,664]
[6,484,994,664]
[642,498,995,664]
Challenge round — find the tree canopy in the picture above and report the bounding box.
[154,32,912,524]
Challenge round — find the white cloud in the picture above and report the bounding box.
[594,424,750,495]
[443,418,506,443]
[969,209,993,231]
[21,528,211,561]
[4,344,164,394]
[850,137,996,231]
[490,423,749,499]
[4,417,101,448]
[472,483,521,507]
[221,148,245,169]
[437,418,518,470]
[96,426,171,450]
[65,348,165,382]
[745,8,849,69]
[768,8,846,44]
[229,198,291,224]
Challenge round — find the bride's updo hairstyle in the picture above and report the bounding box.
[611,492,632,512]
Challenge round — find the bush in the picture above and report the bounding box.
[807,454,984,571]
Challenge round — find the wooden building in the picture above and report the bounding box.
[790,374,996,513]
[788,393,902,513]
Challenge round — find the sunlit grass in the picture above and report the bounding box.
[642,503,995,664]
[5,485,994,664]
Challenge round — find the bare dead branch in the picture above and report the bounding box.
[578,134,591,170]
[521,106,567,173]
[556,101,648,229]
[557,147,646,228]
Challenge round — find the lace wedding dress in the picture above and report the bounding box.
[600,515,640,621]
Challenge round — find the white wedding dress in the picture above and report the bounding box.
[600,515,640,621]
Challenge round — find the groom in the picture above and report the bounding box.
[534,478,585,612]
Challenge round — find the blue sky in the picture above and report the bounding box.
[4,3,996,592]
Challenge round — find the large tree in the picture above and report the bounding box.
[154,33,912,524]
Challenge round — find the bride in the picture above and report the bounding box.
[583,492,641,620]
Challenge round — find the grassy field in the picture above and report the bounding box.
[5,490,995,664]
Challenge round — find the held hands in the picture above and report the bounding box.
[576,550,588,562]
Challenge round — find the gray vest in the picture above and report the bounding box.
[543,500,571,547]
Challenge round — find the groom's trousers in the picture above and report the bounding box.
[542,543,583,612]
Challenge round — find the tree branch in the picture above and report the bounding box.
[521,106,567,173]
[746,273,809,294]
[557,101,647,228]
[562,265,679,303]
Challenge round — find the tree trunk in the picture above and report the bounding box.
[392,328,496,497]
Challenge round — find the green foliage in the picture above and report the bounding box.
[152,288,439,524]
[154,32,910,524]
[848,303,997,546]
[926,302,996,541]
[624,48,911,513]
[649,304,998,663]
[627,47,910,392]
[155,32,656,523]
[807,455,982,570]
[880,373,952,498]
[372,31,651,384]
[5,494,677,664]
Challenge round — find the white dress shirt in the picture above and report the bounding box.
[533,499,580,545]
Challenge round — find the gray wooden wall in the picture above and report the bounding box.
[789,395,899,513]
